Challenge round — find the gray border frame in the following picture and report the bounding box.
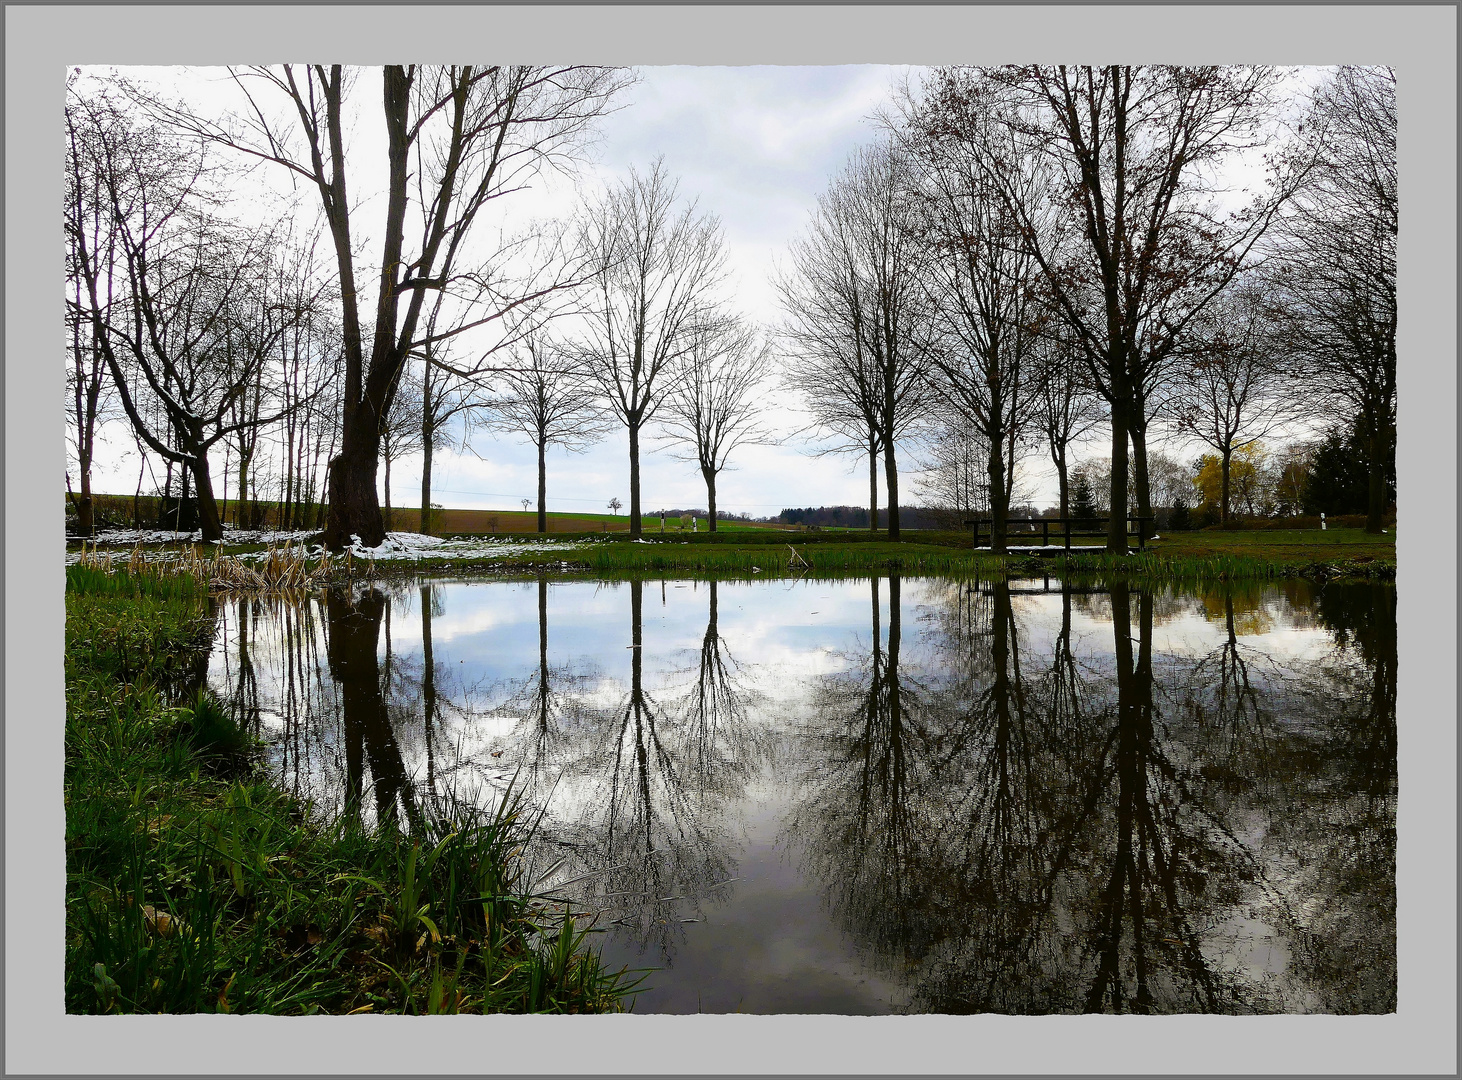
[7,3,1455,1075]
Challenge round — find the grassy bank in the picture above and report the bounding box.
[65,565,638,1015]
[368,527,1394,582]
[69,525,1396,584]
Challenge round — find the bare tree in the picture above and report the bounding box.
[1031,328,1104,521]
[575,160,728,538]
[1171,281,1298,524]
[1268,66,1395,533]
[898,108,1046,551]
[64,80,122,536]
[147,65,629,548]
[658,319,777,531]
[66,85,307,541]
[486,333,608,533]
[910,66,1302,549]
[778,142,931,538]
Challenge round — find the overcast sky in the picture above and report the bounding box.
[85,63,1304,518]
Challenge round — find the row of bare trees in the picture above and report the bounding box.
[778,65,1396,549]
[66,65,1394,547]
[67,69,781,544]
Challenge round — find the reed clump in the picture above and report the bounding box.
[76,542,335,594]
[64,567,639,1015]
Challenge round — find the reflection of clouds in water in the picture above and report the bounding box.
[204,575,1394,1013]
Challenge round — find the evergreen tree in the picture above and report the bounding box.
[1169,492,1192,532]
[1071,474,1099,526]
[1303,422,1394,516]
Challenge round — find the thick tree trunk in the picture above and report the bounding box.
[190,451,223,543]
[628,417,643,538]
[703,466,718,533]
[537,437,548,534]
[884,440,900,541]
[326,424,386,549]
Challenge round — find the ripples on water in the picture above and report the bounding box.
[205,574,1396,1014]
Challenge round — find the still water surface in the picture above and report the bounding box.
[206,575,1396,1014]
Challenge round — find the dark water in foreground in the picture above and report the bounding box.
[206,575,1396,1014]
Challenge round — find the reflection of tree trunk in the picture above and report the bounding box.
[537,576,550,731]
[1085,585,1217,1014]
[1087,582,1145,1012]
[631,580,652,853]
[233,598,261,737]
[421,584,437,793]
[326,588,419,832]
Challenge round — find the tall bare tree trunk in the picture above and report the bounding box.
[537,437,548,534]
[987,438,1008,555]
[628,417,643,538]
[868,438,879,532]
[419,433,433,536]
[883,440,901,541]
[703,465,718,533]
[1107,390,1130,553]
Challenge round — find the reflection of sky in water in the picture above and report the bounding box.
[206,575,1392,1015]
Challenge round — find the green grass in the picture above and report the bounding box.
[65,567,642,1015]
[376,527,1393,583]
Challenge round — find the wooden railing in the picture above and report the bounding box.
[963,516,1156,551]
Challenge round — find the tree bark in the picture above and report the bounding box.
[419,421,434,535]
[1107,392,1130,553]
[988,436,1008,554]
[77,464,94,536]
[1130,413,1153,537]
[190,450,223,543]
[537,436,548,534]
[868,437,879,532]
[328,428,385,548]
[628,416,643,538]
[883,440,900,541]
[703,465,718,533]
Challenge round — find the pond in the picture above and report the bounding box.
[204,573,1396,1014]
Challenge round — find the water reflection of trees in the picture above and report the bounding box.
[1276,582,1397,1013]
[544,579,765,963]
[790,575,1396,1014]
[325,587,421,832]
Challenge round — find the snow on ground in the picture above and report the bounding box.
[75,525,320,547]
[67,527,595,565]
